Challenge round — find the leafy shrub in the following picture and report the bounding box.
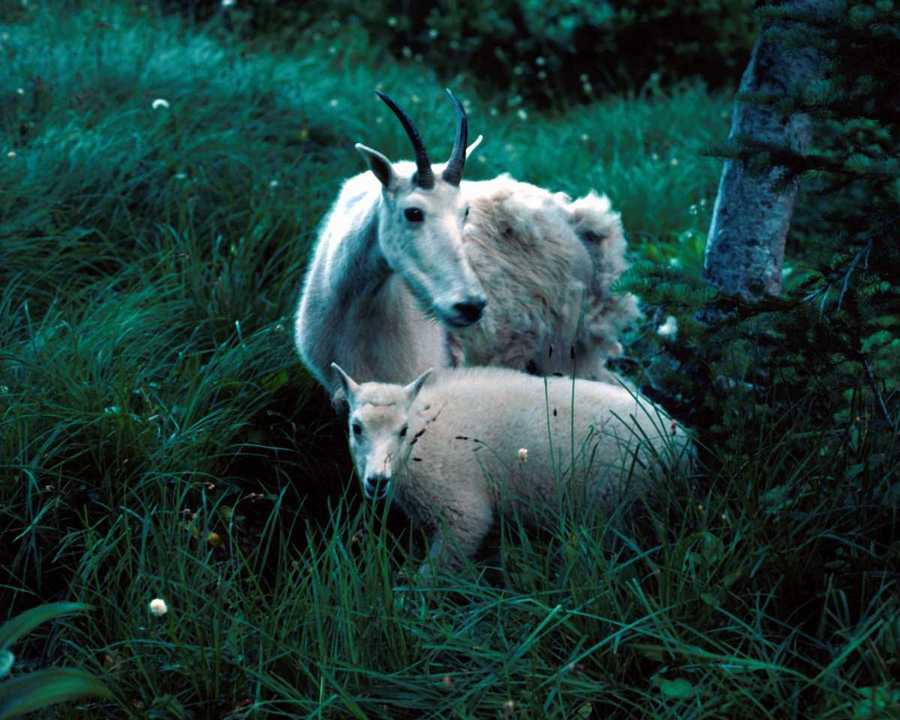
[163,0,759,105]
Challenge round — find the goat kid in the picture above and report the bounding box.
[333,363,691,573]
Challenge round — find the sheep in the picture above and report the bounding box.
[294,90,640,406]
[331,363,692,573]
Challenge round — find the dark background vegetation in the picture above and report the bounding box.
[0,1,897,718]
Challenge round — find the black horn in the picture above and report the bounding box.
[375,90,434,189]
[441,89,468,186]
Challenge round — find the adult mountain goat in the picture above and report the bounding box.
[333,364,692,572]
[295,90,640,405]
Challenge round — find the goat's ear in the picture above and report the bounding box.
[465,134,484,160]
[403,368,433,406]
[331,363,361,405]
[355,143,396,189]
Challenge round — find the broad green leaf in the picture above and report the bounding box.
[0,603,89,651]
[0,651,13,679]
[0,668,111,720]
[652,676,695,700]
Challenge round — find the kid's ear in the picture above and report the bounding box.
[403,368,433,405]
[331,363,361,405]
[355,143,397,189]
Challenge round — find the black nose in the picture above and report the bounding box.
[364,474,390,497]
[453,299,486,324]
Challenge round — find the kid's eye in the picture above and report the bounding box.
[404,207,424,222]
[464,206,470,218]
[399,424,408,438]
[352,422,363,436]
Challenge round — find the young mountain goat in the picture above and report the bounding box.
[295,90,640,405]
[333,363,692,572]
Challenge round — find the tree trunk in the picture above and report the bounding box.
[703,1,838,300]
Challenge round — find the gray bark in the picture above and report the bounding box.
[703,1,840,300]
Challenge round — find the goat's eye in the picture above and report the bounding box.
[351,422,363,436]
[399,424,408,438]
[404,207,424,222]
[464,206,470,219]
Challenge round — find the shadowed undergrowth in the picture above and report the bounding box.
[0,3,897,719]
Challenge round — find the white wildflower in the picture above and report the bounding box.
[149,598,168,617]
[657,315,678,340]
[518,448,528,463]
[151,98,170,110]
[329,98,338,108]
[221,0,236,6]
[269,179,279,188]
[16,87,24,95]
[6,150,15,158]
[387,16,397,27]
[670,157,679,166]
[517,109,528,121]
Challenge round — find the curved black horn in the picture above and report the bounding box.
[441,89,468,186]
[375,90,434,189]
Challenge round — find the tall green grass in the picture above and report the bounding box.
[1,3,897,718]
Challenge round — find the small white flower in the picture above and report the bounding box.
[535,56,546,66]
[6,150,15,158]
[269,179,279,188]
[221,0,236,6]
[328,45,336,55]
[151,98,170,110]
[518,448,528,463]
[428,28,439,39]
[329,99,338,108]
[670,157,679,166]
[401,46,412,58]
[517,109,528,121]
[657,315,678,340]
[410,94,420,104]
[387,16,397,27]
[174,172,187,180]
[16,87,24,95]
[651,152,659,161]
[580,133,589,142]
[489,107,499,117]
[149,598,168,617]
[668,257,681,268]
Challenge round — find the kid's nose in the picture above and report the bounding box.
[363,473,391,499]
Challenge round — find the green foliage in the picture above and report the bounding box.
[166,0,759,106]
[0,604,110,720]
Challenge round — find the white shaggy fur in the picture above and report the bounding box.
[449,180,641,380]
[294,93,640,404]
[334,364,691,572]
